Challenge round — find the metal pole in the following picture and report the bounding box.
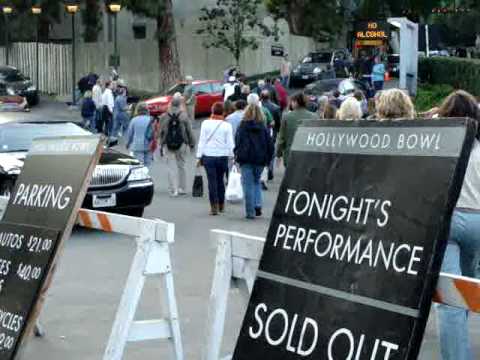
[36,16,39,89]
[71,13,76,105]
[4,14,9,65]
[114,13,118,61]
[425,24,430,58]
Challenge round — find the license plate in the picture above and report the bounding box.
[93,194,117,208]
[302,75,309,80]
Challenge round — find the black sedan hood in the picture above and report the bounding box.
[0,148,141,171]
[99,149,141,166]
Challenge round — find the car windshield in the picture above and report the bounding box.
[166,83,186,96]
[0,123,90,152]
[0,70,25,82]
[388,55,400,64]
[303,53,332,64]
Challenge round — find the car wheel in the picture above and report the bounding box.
[125,208,144,218]
[27,93,39,106]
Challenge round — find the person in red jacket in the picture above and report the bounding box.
[274,79,288,111]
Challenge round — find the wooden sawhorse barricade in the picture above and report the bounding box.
[36,209,184,360]
[203,229,480,360]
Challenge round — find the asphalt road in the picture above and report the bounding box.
[4,98,479,359]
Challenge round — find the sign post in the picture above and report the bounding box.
[232,120,476,359]
[0,136,101,359]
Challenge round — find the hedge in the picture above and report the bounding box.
[418,57,480,96]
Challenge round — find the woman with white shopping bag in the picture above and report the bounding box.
[234,94,274,219]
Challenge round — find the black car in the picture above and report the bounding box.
[0,66,39,106]
[0,122,154,217]
[304,78,369,111]
[290,49,352,87]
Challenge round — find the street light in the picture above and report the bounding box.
[2,5,13,66]
[65,1,79,106]
[107,1,122,72]
[32,4,42,92]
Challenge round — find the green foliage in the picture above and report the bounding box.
[82,0,103,43]
[121,0,172,41]
[415,83,454,112]
[419,57,480,96]
[431,0,480,47]
[197,0,280,65]
[264,0,345,42]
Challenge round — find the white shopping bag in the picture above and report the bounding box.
[226,165,244,203]
[260,167,268,183]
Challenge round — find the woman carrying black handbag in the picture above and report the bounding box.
[196,102,234,215]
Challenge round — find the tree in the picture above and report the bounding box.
[82,0,103,43]
[197,0,279,67]
[264,0,346,43]
[122,0,181,92]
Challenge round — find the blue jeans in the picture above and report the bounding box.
[241,164,263,218]
[436,210,480,360]
[83,115,95,131]
[203,156,229,205]
[114,112,129,137]
[373,80,384,92]
[281,76,289,88]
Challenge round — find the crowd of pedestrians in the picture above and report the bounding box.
[77,63,480,359]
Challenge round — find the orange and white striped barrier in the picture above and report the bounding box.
[203,230,480,360]
[75,209,182,360]
[1,205,182,359]
[434,273,480,312]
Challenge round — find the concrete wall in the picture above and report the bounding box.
[46,0,318,93]
[74,28,317,93]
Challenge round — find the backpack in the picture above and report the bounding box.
[165,113,185,151]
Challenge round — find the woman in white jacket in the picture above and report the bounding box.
[196,102,234,215]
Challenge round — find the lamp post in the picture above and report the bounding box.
[65,1,79,106]
[2,5,13,66]
[32,4,42,91]
[107,2,122,72]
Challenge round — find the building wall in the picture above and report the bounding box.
[41,1,319,93]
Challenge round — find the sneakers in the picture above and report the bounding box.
[255,207,262,217]
[169,190,179,197]
[178,188,187,196]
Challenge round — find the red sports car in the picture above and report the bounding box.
[145,80,224,118]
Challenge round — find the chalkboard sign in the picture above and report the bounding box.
[233,119,476,359]
[0,136,101,359]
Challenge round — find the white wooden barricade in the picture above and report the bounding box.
[76,209,184,360]
[0,199,184,359]
[203,229,480,360]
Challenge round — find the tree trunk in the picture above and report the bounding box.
[156,0,182,92]
[286,0,310,35]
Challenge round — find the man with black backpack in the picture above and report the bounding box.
[159,96,196,197]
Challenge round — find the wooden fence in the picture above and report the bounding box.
[0,42,71,96]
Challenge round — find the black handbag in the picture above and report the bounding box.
[192,170,204,198]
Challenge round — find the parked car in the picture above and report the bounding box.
[387,54,400,78]
[290,49,352,87]
[0,122,154,217]
[0,66,39,106]
[145,80,224,118]
[304,78,370,111]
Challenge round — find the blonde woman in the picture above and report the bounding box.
[336,97,363,120]
[375,88,415,119]
[234,94,274,219]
